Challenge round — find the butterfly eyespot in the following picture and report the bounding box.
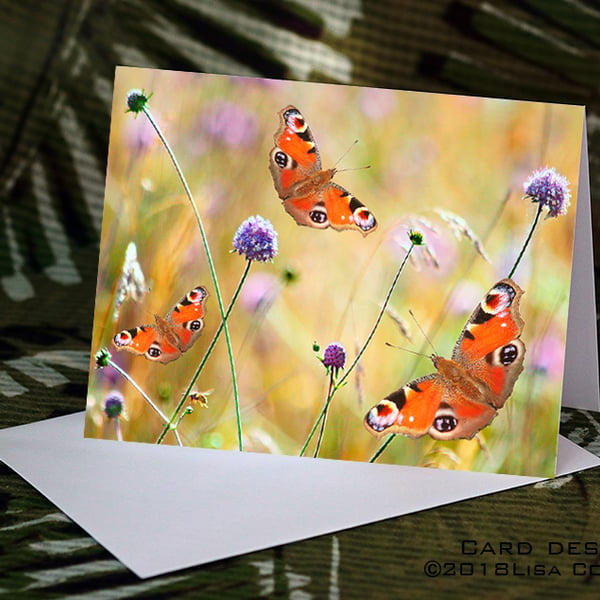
[499,343,519,365]
[187,320,203,332]
[284,109,305,132]
[147,345,162,359]
[188,287,207,302]
[114,330,133,346]
[273,149,290,169]
[486,339,524,368]
[353,207,376,231]
[309,207,328,224]
[432,415,458,433]
[365,400,399,432]
[484,283,516,314]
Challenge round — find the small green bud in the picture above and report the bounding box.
[95,348,111,368]
[126,89,151,114]
[408,229,424,245]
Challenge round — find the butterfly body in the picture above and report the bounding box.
[278,168,336,202]
[113,286,208,364]
[269,106,377,235]
[365,279,525,440]
[433,357,486,403]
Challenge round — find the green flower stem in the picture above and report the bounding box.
[508,202,543,279]
[369,435,393,462]
[108,359,182,446]
[298,379,342,457]
[299,242,416,456]
[313,373,336,458]
[175,407,194,430]
[340,242,415,388]
[156,260,252,445]
[142,106,242,450]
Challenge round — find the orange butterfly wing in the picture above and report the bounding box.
[166,286,208,352]
[425,387,499,441]
[269,106,377,235]
[113,286,208,364]
[364,376,443,438]
[452,279,525,408]
[364,279,526,441]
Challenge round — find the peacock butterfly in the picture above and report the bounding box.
[113,286,208,364]
[269,105,377,235]
[364,279,526,440]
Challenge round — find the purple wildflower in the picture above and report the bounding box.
[523,167,571,218]
[323,343,346,376]
[103,391,124,419]
[232,216,278,262]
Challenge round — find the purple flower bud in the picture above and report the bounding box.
[232,215,278,262]
[103,391,124,419]
[323,343,346,375]
[523,167,570,218]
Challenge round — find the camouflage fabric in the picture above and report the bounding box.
[1,1,600,595]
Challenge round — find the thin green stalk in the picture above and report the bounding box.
[108,358,182,446]
[156,261,252,444]
[299,242,417,456]
[298,386,336,457]
[313,373,336,458]
[369,434,393,463]
[340,242,415,388]
[142,106,242,450]
[508,202,543,279]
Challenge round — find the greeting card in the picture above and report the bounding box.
[2,66,599,578]
[85,67,591,478]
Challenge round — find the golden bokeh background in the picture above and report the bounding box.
[85,67,584,476]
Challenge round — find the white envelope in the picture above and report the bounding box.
[1,93,598,580]
[0,412,598,579]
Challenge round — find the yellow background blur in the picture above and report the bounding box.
[85,67,584,477]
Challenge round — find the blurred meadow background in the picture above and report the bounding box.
[84,67,584,477]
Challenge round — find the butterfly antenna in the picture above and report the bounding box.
[333,140,372,173]
[333,139,358,168]
[408,309,438,355]
[384,341,429,360]
[338,164,372,174]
